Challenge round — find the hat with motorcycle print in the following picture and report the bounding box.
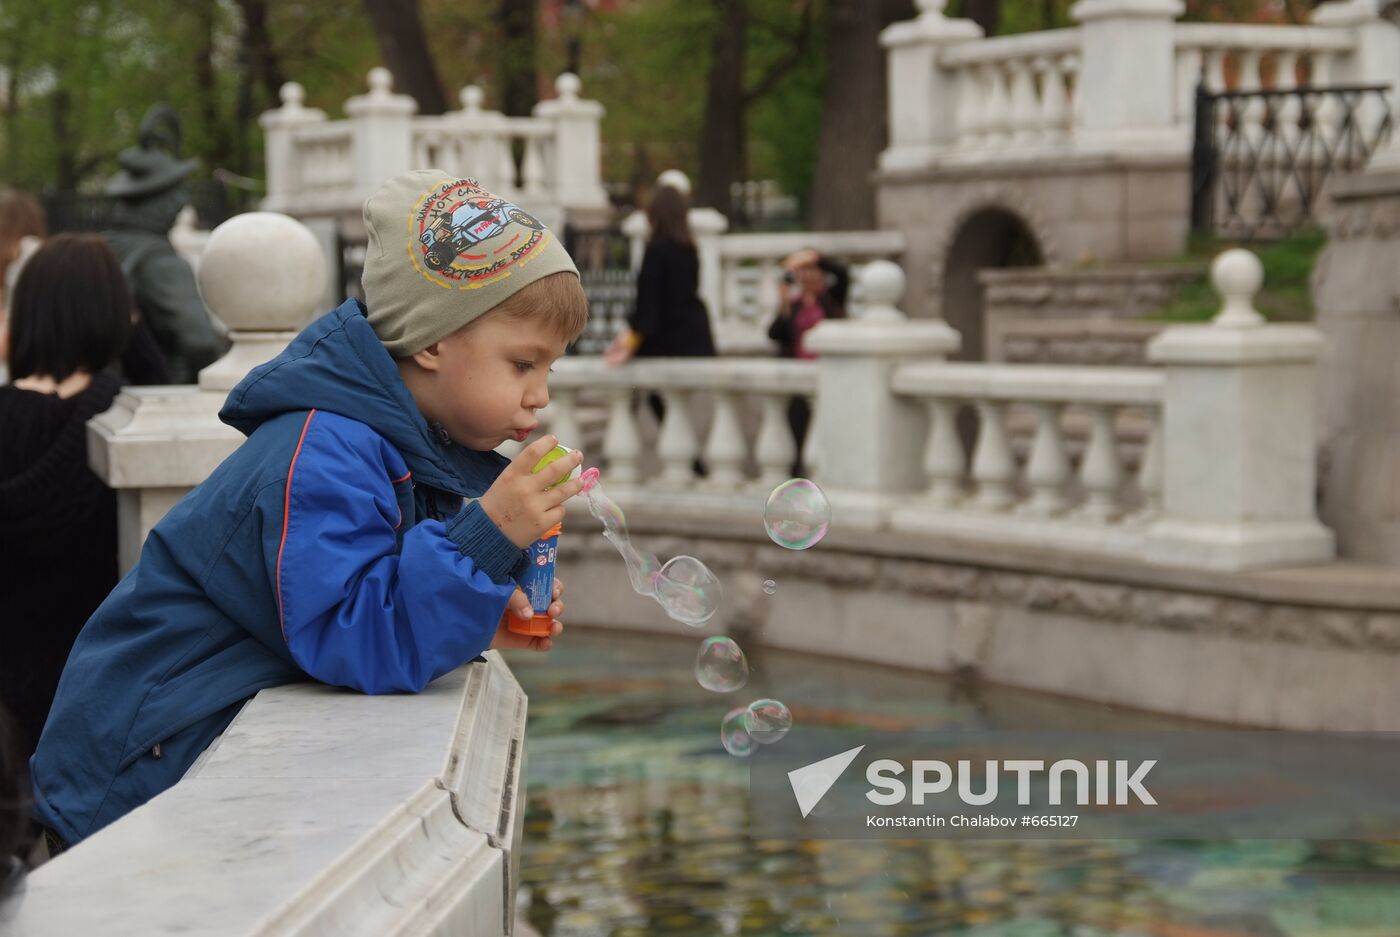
[361,169,579,356]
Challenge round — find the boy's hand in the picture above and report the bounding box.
[478,436,585,548]
[490,578,565,652]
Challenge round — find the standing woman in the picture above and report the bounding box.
[0,234,132,761]
[604,182,716,365]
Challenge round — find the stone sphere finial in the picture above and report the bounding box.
[858,260,907,321]
[198,213,326,334]
[279,82,305,109]
[556,72,582,101]
[460,84,484,113]
[1210,248,1265,327]
[656,168,691,195]
[367,66,393,96]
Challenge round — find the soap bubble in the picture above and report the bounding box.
[764,479,831,550]
[608,533,662,597]
[762,579,777,595]
[654,555,722,626]
[744,699,793,744]
[585,485,627,536]
[695,636,748,693]
[720,706,756,757]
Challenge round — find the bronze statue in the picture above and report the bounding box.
[105,105,224,384]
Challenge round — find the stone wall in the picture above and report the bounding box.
[978,264,1198,364]
[559,508,1400,731]
[875,155,1192,323]
[1314,168,1400,565]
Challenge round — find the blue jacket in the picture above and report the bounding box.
[30,299,526,845]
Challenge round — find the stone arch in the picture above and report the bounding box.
[928,187,1059,362]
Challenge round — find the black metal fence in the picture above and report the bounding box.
[564,223,634,354]
[1191,83,1393,239]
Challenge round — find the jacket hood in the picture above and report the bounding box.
[219,299,508,496]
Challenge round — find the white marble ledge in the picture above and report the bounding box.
[5,653,527,937]
[893,360,1164,404]
[551,356,818,394]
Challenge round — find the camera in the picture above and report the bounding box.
[781,270,796,285]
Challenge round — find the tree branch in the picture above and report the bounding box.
[742,0,815,107]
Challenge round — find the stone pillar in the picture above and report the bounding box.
[258,82,327,213]
[805,261,961,526]
[1313,146,1400,563]
[533,73,610,224]
[89,213,328,573]
[344,67,416,202]
[690,207,729,321]
[1146,250,1335,571]
[1070,0,1187,154]
[878,0,983,173]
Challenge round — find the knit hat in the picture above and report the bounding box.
[361,170,579,356]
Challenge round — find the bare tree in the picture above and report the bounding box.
[359,0,448,115]
[808,0,913,230]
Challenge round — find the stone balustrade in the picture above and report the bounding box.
[261,69,609,226]
[553,253,1332,571]
[881,0,1398,169]
[535,357,819,516]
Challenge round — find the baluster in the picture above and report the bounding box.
[655,389,698,488]
[1059,54,1079,132]
[1076,404,1122,521]
[958,67,984,149]
[602,387,642,484]
[522,135,548,198]
[702,391,747,489]
[1174,48,1204,126]
[1309,53,1341,190]
[754,392,797,490]
[544,388,583,453]
[921,397,965,507]
[1131,406,1163,523]
[1034,56,1067,144]
[1203,47,1228,93]
[496,135,519,196]
[1272,50,1303,226]
[1020,401,1070,516]
[756,259,779,324]
[1007,58,1038,145]
[970,400,1016,510]
[984,63,1011,149]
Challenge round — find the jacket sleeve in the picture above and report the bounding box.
[768,303,795,354]
[268,411,522,694]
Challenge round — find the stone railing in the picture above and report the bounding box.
[9,658,527,937]
[620,208,906,353]
[551,255,1334,572]
[261,69,609,225]
[890,362,1163,556]
[537,357,818,514]
[881,0,1399,169]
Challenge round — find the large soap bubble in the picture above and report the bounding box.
[763,478,831,550]
[695,636,749,693]
[744,698,793,744]
[720,706,756,757]
[654,555,722,626]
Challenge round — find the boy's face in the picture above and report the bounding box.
[409,312,568,451]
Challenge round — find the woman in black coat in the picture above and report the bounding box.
[0,234,133,762]
[605,183,715,364]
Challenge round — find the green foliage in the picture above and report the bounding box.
[1152,227,1327,322]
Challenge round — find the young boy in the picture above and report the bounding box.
[28,170,588,850]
